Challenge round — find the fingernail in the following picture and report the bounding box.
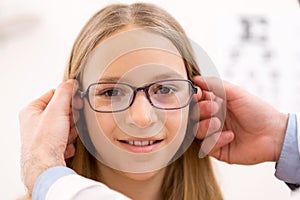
[225,132,233,140]
[198,149,207,158]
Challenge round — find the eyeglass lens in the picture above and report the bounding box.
[88,80,194,112]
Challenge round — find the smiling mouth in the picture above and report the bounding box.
[118,140,163,146]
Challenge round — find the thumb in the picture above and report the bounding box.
[45,79,77,115]
[27,89,55,111]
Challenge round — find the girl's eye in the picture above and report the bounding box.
[98,88,123,97]
[155,85,176,94]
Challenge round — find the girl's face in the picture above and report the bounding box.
[94,49,188,150]
[79,27,193,179]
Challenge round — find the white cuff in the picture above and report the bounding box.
[46,174,131,200]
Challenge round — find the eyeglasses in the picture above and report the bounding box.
[79,79,198,113]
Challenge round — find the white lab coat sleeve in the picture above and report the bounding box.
[45,174,131,200]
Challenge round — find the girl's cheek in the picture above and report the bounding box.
[165,111,186,140]
[96,113,117,138]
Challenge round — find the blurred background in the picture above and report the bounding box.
[0,0,299,199]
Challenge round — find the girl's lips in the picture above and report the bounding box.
[117,139,163,153]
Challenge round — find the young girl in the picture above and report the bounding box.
[64,3,223,200]
[21,3,223,200]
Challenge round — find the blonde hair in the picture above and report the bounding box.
[22,3,223,200]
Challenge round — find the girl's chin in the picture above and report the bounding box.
[97,159,164,180]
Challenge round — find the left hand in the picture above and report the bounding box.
[192,76,288,165]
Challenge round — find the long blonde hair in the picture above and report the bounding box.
[18,3,223,200]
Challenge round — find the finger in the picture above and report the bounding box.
[68,126,78,145]
[208,131,235,162]
[192,90,216,102]
[69,110,80,128]
[45,79,76,115]
[64,144,76,159]
[191,100,219,120]
[193,76,227,124]
[27,89,55,111]
[193,76,209,91]
[200,91,217,101]
[198,131,234,159]
[191,85,203,102]
[193,76,226,100]
[71,80,79,96]
[71,80,84,110]
[194,76,248,102]
[194,117,221,139]
[72,93,84,110]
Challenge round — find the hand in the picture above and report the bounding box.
[193,76,288,165]
[19,80,83,193]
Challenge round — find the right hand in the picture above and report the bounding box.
[193,76,288,165]
[19,80,83,194]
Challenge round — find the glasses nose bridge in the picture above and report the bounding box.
[135,85,149,93]
[131,85,152,105]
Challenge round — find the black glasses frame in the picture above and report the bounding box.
[79,79,198,113]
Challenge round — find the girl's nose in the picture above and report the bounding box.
[127,92,157,128]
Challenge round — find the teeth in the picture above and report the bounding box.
[134,141,142,146]
[141,141,149,146]
[124,140,157,146]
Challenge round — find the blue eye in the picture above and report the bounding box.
[98,88,124,97]
[155,85,176,94]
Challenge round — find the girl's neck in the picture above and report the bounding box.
[96,162,165,200]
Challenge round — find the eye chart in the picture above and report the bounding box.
[215,13,300,112]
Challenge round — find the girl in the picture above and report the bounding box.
[65,3,222,200]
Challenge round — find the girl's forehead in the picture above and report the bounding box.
[94,49,187,84]
[81,28,186,87]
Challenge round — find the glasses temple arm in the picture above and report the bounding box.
[76,90,87,99]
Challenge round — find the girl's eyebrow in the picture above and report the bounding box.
[98,76,122,82]
[98,73,184,83]
[153,73,184,80]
